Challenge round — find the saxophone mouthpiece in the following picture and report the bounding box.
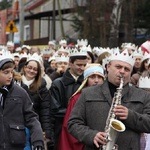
[119,75,123,79]
[119,75,124,89]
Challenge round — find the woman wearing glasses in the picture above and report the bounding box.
[20,53,51,145]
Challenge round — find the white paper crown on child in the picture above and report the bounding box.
[13,53,20,58]
[15,47,21,52]
[48,55,56,62]
[132,50,143,58]
[80,45,92,52]
[0,50,14,61]
[121,42,137,51]
[0,45,7,51]
[58,46,69,53]
[20,53,28,59]
[95,47,111,57]
[139,76,150,89]
[0,50,14,68]
[142,52,150,62]
[55,54,69,63]
[42,48,52,55]
[59,39,67,45]
[77,39,88,46]
[22,45,31,50]
[110,49,135,66]
[69,47,87,57]
[27,53,42,63]
[48,40,55,46]
[92,47,99,56]
[6,41,14,47]
[110,47,120,54]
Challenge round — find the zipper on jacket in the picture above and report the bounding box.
[1,114,6,149]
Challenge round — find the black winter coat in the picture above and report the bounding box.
[49,68,84,149]
[49,71,63,81]
[0,82,44,150]
[22,78,51,138]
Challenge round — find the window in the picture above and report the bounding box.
[24,25,30,40]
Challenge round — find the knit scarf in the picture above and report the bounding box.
[22,75,35,88]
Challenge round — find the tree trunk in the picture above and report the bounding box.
[108,0,124,48]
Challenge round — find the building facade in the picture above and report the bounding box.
[0,0,78,46]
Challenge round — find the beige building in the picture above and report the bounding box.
[1,0,83,46]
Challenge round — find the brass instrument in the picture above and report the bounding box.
[102,76,126,150]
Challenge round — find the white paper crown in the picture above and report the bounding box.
[132,50,143,58]
[92,47,100,56]
[121,42,137,51]
[80,45,92,52]
[58,46,69,53]
[48,56,56,62]
[6,41,14,47]
[69,47,87,57]
[139,76,150,89]
[13,53,20,58]
[110,49,135,66]
[110,47,120,54]
[77,39,88,46]
[55,55,69,63]
[15,47,21,52]
[27,53,42,63]
[0,49,14,61]
[0,50,14,68]
[22,45,31,50]
[142,52,150,62]
[20,53,28,59]
[42,48,52,55]
[0,45,7,51]
[141,40,150,53]
[102,56,111,70]
[59,39,67,45]
[97,47,111,57]
[48,40,55,45]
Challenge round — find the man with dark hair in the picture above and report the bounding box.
[49,49,88,150]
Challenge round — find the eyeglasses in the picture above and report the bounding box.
[26,65,38,72]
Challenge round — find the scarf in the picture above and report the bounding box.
[22,75,35,88]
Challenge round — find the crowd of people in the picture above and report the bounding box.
[0,39,150,150]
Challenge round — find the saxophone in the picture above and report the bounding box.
[102,76,126,150]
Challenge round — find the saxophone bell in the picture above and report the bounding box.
[103,119,125,150]
[111,119,125,132]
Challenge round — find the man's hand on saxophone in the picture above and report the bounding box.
[114,105,128,120]
[93,105,128,149]
[93,132,107,148]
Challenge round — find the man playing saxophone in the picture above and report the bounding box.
[68,49,150,150]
